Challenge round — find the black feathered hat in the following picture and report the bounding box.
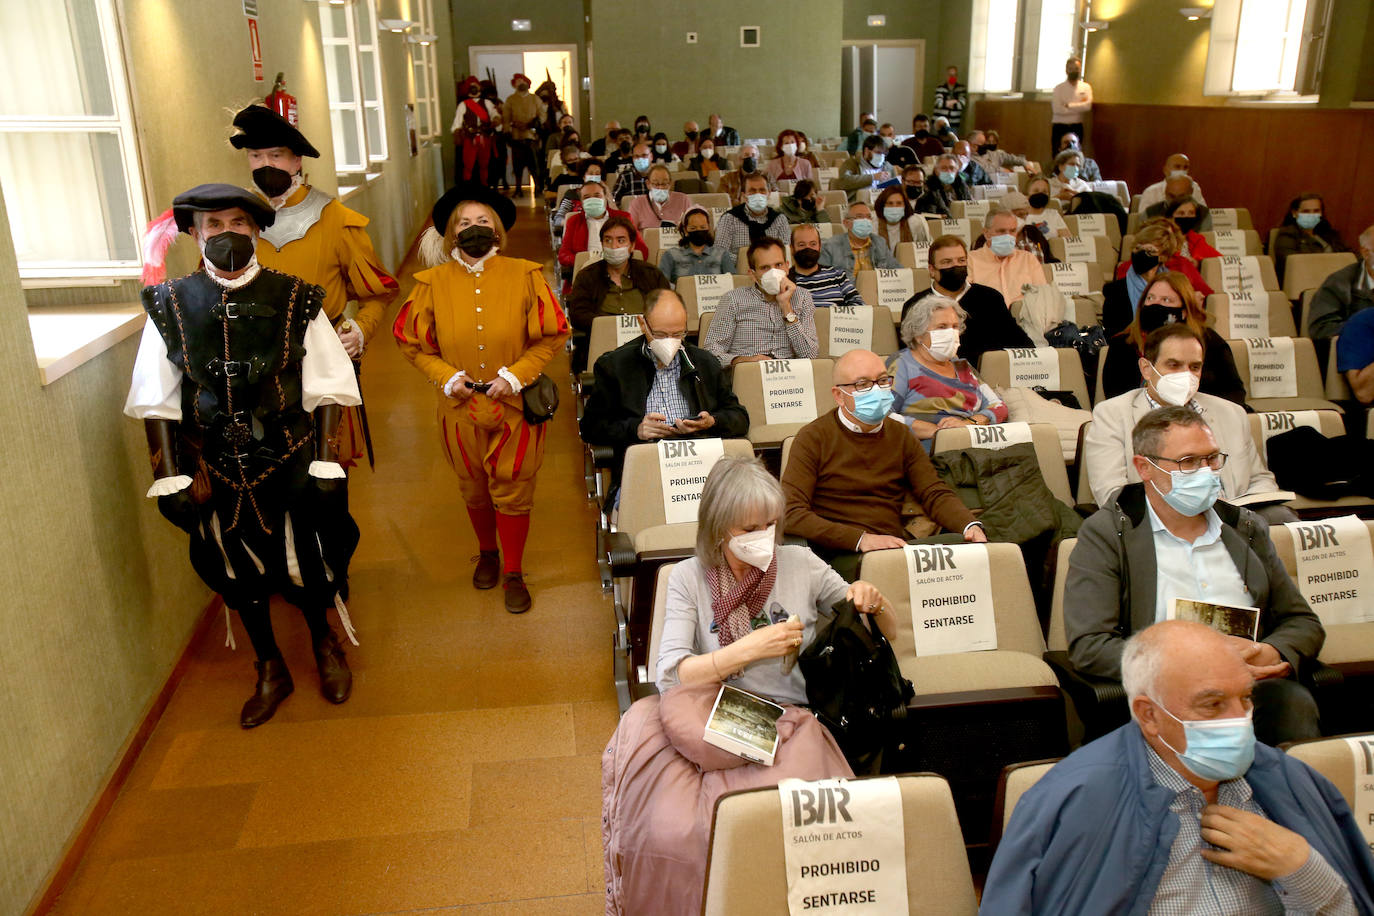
[229,104,320,158]
[431,183,517,234]
[171,183,276,233]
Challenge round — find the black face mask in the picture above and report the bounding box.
[1174,216,1199,235]
[456,225,497,257]
[636,125,650,135]
[685,130,698,141]
[1028,192,1050,209]
[740,157,756,174]
[793,248,821,270]
[1140,304,1184,334]
[976,144,992,155]
[685,229,712,247]
[202,231,256,273]
[1131,249,1161,275]
[914,129,930,138]
[251,165,294,198]
[800,197,816,212]
[937,266,968,290]
[904,184,923,198]
[618,141,632,154]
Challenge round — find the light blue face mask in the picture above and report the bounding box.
[1152,699,1256,781]
[649,188,670,205]
[1062,165,1080,182]
[937,170,957,186]
[1295,212,1321,230]
[849,385,895,424]
[1147,461,1222,516]
[633,156,651,173]
[746,193,769,213]
[883,207,906,224]
[989,234,1017,256]
[583,173,602,183]
[869,153,886,169]
[850,218,874,239]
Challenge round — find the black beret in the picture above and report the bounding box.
[229,105,320,158]
[431,183,517,234]
[171,183,276,233]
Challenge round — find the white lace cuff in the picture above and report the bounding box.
[146,475,193,498]
[497,366,523,394]
[309,460,347,479]
[443,371,468,397]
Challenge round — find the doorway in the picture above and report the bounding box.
[467,45,578,123]
[840,40,925,135]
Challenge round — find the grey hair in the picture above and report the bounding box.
[983,207,1018,233]
[1360,225,1374,250]
[1131,405,1209,459]
[901,295,966,348]
[936,152,960,169]
[643,287,684,321]
[695,457,784,567]
[1121,629,1164,719]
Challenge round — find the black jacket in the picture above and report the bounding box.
[1101,326,1247,407]
[579,339,750,476]
[903,284,1032,368]
[915,177,972,217]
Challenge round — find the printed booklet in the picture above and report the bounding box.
[1168,598,1260,640]
[703,684,785,766]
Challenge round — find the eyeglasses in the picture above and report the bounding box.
[647,329,686,341]
[1146,452,1228,473]
[836,376,895,392]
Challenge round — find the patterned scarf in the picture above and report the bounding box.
[706,556,778,647]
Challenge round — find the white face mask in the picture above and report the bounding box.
[648,335,682,366]
[758,266,786,296]
[781,142,797,156]
[729,525,776,571]
[700,148,715,159]
[1151,364,1200,406]
[925,327,960,361]
[603,245,631,266]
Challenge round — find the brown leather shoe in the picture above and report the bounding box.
[313,631,352,704]
[472,550,501,589]
[503,573,532,613]
[240,658,294,728]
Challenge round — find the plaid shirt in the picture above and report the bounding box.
[710,209,791,268]
[643,345,693,424]
[613,166,649,205]
[701,285,818,366]
[1146,745,1355,915]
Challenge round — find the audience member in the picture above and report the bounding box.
[566,216,669,368]
[548,147,589,195]
[612,138,653,205]
[657,207,727,283]
[580,289,748,483]
[1137,153,1207,213]
[671,120,699,160]
[952,140,991,186]
[1049,149,1091,201]
[1309,225,1374,341]
[781,349,986,579]
[903,236,1031,361]
[902,114,946,160]
[551,159,606,232]
[1143,175,1202,222]
[1051,56,1093,155]
[1272,192,1349,285]
[795,131,821,170]
[836,135,899,200]
[967,128,1037,176]
[602,129,635,176]
[632,115,652,140]
[1085,325,1296,523]
[1111,220,1214,301]
[968,208,1045,304]
[789,224,864,309]
[556,181,645,293]
[711,172,790,274]
[649,132,678,164]
[844,114,877,155]
[978,193,1054,263]
[704,113,739,147]
[1103,226,1169,337]
[933,65,968,133]
[887,297,1009,445]
[717,143,762,205]
[1101,273,1245,405]
[779,180,831,225]
[1164,197,1219,264]
[626,164,690,231]
[1022,177,1069,238]
[702,238,818,366]
[1065,407,1326,745]
[820,201,900,274]
[916,153,973,216]
[588,119,620,158]
[932,116,958,147]
[1054,130,1100,180]
[983,619,1372,914]
[874,185,930,250]
[1336,303,1374,405]
[764,129,813,184]
[901,165,927,204]
[544,113,576,159]
[879,123,915,169]
[687,137,720,178]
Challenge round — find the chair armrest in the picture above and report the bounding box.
[1044,650,1128,713]
[578,370,597,391]
[1305,660,1344,690]
[607,531,637,576]
[590,444,617,469]
[1073,502,1099,518]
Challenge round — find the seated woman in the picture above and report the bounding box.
[887,295,1009,448]
[687,137,721,179]
[1163,197,1220,265]
[1102,225,1171,338]
[1112,218,1213,298]
[567,215,669,370]
[778,180,832,225]
[627,163,691,231]
[1048,150,1091,202]
[650,132,679,165]
[795,131,821,170]
[1023,177,1068,238]
[548,145,587,194]
[551,158,604,232]
[658,207,727,283]
[1100,272,1247,405]
[1272,192,1349,285]
[763,129,814,184]
[874,185,931,251]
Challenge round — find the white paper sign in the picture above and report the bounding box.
[615,313,643,345]
[966,421,1034,450]
[1073,213,1108,238]
[938,218,971,243]
[657,226,681,247]
[905,543,997,656]
[1061,235,1097,264]
[818,167,839,181]
[827,305,875,356]
[1050,262,1091,295]
[962,200,991,224]
[1344,736,1374,857]
[875,269,916,316]
[994,170,1016,187]
[906,241,931,271]
[1212,230,1247,257]
[1283,516,1374,625]
[710,207,729,227]
[1246,337,1297,398]
[1257,410,1324,455]
[1220,256,1265,295]
[1089,180,1120,200]
[1224,291,1266,338]
[768,191,781,208]
[1008,347,1061,388]
[779,777,908,915]
[760,359,817,424]
[658,438,726,525]
[693,274,732,315]
[1211,208,1239,230]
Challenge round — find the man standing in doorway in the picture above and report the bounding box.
[932,66,967,135]
[504,73,546,196]
[1051,56,1093,157]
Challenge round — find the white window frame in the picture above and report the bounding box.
[0,0,147,281]
[970,0,1083,95]
[319,0,387,174]
[410,0,440,140]
[1204,0,1331,99]
[353,0,387,163]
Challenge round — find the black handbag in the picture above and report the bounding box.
[521,373,559,425]
[800,599,914,771]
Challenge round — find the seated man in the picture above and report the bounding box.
[580,289,749,486]
[1309,225,1374,341]
[710,171,790,274]
[968,207,1045,304]
[1086,325,1296,523]
[901,114,946,161]
[844,114,877,155]
[879,123,915,168]
[983,619,1374,914]
[671,120,699,160]
[952,140,991,186]
[834,135,899,202]
[819,201,899,275]
[1054,130,1099,181]
[716,143,762,206]
[1137,152,1207,213]
[790,223,864,309]
[612,138,653,206]
[966,128,1038,176]
[587,120,620,158]
[705,112,739,148]
[781,348,986,580]
[556,180,645,295]
[1337,289,1374,404]
[602,129,635,176]
[1144,175,1211,230]
[1066,406,1326,746]
[915,153,972,217]
[902,234,1031,367]
[702,238,818,367]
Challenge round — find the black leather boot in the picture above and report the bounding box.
[473,550,501,589]
[240,658,294,728]
[313,631,353,704]
[503,572,532,613]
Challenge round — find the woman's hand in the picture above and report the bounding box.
[936,416,971,429]
[485,376,515,401]
[737,618,804,663]
[847,581,888,615]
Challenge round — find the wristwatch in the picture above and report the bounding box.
[784,312,798,324]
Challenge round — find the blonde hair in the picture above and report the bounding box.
[443,201,507,252]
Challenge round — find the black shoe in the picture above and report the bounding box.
[503,573,532,613]
[240,658,294,728]
[313,631,352,704]
[473,550,501,589]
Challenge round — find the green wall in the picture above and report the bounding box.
[841,0,946,116]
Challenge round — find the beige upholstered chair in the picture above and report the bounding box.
[930,422,1074,506]
[730,358,835,448]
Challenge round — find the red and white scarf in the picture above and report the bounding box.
[706,557,778,647]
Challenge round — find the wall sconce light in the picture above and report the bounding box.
[407,32,438,46]
[378,19,416,33]
[1179,7,1212,19]
[1081,19,1110,31]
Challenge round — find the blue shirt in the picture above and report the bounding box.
[1145,500,1252,622]
[659,246,727,284]
[1334,305,1374,373]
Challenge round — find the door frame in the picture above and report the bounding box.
[467,44,580,123]
[840,39,926,132]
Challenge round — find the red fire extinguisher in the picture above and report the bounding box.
[265,72,298,125]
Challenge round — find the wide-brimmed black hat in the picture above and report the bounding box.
[171,183,276,233]
[431,183,517,234]
[229,104,320,158]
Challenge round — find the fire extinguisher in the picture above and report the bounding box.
[265,72,298,126]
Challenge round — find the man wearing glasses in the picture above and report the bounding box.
[781,349,985,581]
[1065,405,1326,746]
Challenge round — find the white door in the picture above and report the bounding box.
[874,46,917,129]
[471,51,523,93]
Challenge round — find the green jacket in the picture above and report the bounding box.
[930,442,1081,546]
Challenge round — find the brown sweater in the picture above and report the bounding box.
[781,410,976,551]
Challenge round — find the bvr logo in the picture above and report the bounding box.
[1297,524,1339,550]
[1264,413,1297,431]
[764,359,792,374]
[618,315,639,328]
[911,545,957,572]
[833,305,856,316]
[878,269,899,279]
[791,786,852,827]
[1248,337,1274,348]
[661,440,698,459]
[1009,348,1039,359]
[972,425,1007,444]
[699,274,724,288]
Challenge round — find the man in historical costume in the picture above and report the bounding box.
[125,184,362,728]
[503,73,546,196]
[452,76,501,186]
[230,104,398,469]
[480,79,511,191]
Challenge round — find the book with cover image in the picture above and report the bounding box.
[1168,598,1261,640]
[703,684,785,766]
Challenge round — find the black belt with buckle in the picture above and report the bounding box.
[211,301,277,320]
[206,357,264,383]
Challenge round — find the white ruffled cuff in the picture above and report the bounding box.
[146,475,193,498]
[497,366,523,394]
[443,371,468,398]
[309,460,347,480]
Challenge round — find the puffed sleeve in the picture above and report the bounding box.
[505,264,571,386]
[337,207,400,344]
[393,273,462,388]
[123,318,182,420]
[302,311,362,409]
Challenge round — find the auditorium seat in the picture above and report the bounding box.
[579,314,649,498]
[1282,735,1373,807]
[678,274,752,333]
[1208,207,1255,231]
[643,560,677,698]
[930,422,1074,506]
[854,267,931,318]
[978,348,1093,410]
[642,227,679,265]
[1062,213,1122,252]
[1245,410,1374,515]
[731,358,835,449]
[1226,337,1340,413]
[1206,291,1298,338]
[686,192,731,212]
[1041,260,1105,299]
[1199,255,1281,295]
[1200,229,1263,258]
[893,243,934,272]
[989,759,1059,850]
[1047,235,1117,280]
[812,305,901,358]
[924,216,972,245]
[702,775,978,916]
[1282,252,1358,302]
[820,189,848,211]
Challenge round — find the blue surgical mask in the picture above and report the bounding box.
[583,173,602,183]
[633,156,651,173]
[937,170,957,186]
[989,234,1017,256]
[883,207,906,224]
[849,386,895,424]
[868,153,886,169]
[1152,698,1256,782]
[582,197,607,219]
[1062,165,1080,182]
[746,193,769,213]
[1147,461,1222,516]
[649,188,670,205]
[850,218,874,239]
[1295,212,1321,230]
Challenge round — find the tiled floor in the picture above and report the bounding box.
[52,191,614,915]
